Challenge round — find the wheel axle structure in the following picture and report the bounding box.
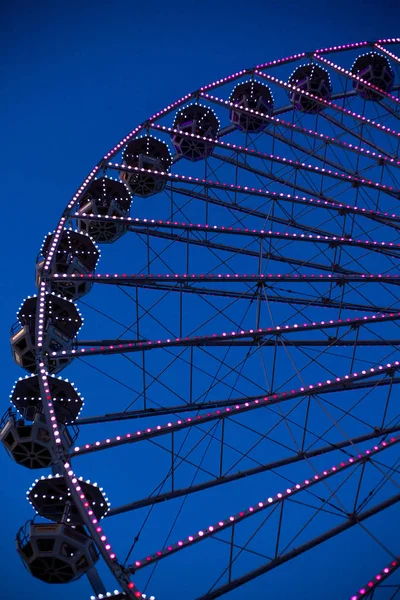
[4,38,400,600]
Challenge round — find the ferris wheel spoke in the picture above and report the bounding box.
[200,92,400,166]
[351,555,400,600]
[126,437,399,574]
[89,264,400,350]
[314,54,400,107]
[127,223,400,262]
[109,163,400,228]
[151,123,398,198]
[196,494,400,600]
[74,212,343,242]
[74,339,400,352]
[213,149,400,202]
[69,359,400,457]
[259,124,400,209]
[73,311,400,357]
[104,424,400,516]
[182,184,400,242]
[131,204,396,292]
[75,373,400,428]
[127,228,361,275]
[111,282,400,313]
[262,126,363,179]
[153,123,359,180]
[166,185,343,237]
[96,279,391,324]
[321,110,396,158]
[255,70,400,144]
[51,272,400,285]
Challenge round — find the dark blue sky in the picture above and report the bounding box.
[2,1,400,599]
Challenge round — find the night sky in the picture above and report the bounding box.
[2,1,400,599]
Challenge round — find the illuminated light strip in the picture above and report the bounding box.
[375,43,400,64]
[66,275,399,311]
[107,163,400,221]
[151,124,398,193]
[254,52,307,70]
[52,273,400,284]
[36,282,137,598]
[38,362,64,448]
[70,360,400,458]
[41,169,99,276]
[254,70,400,139]
[315,54,400,105]
[71,40,400,204]
[130,436,400,571]
[36,284,47,350]
[35,159,139,595]
[90,593,155,600]
[199,70,247,92]
[43,219,67,272]
[63,463,114,557]
[47,280,392,313]
[200,92,400,167]
[104,91,208,161]
[313,39,399,56]
[376,38,400,45]
[103,127,146,161]
[73,212,400,250]
[350,556,400,599]
[66,167,99,212]
[314,41,370,55]
[56,312,400,358]
[90,594,118,599]
[147,94,192,122]
[63,463,141,598]
[33,283,84,459]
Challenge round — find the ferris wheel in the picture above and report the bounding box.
[4,37,400,600]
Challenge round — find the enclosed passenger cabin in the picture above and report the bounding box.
[17,521,99,583]
[0,410,73,469]
[10,374,83,424]
[229,80,274,133]
[36,229,99,299]
[289,64,332,113]
[120,136,172,197]
[77,177,132,243]
[10,294,82,374]
[351,52,395,100]
[171,104,219,161]
[28,474,110,524]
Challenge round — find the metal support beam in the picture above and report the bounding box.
[106,425,400,516]
[196,492,400,599]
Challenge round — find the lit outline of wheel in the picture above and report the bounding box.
[7,37,400,600]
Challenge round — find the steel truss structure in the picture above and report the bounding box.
[4,38,400,600]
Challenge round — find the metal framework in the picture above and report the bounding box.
[4,38,400,600]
